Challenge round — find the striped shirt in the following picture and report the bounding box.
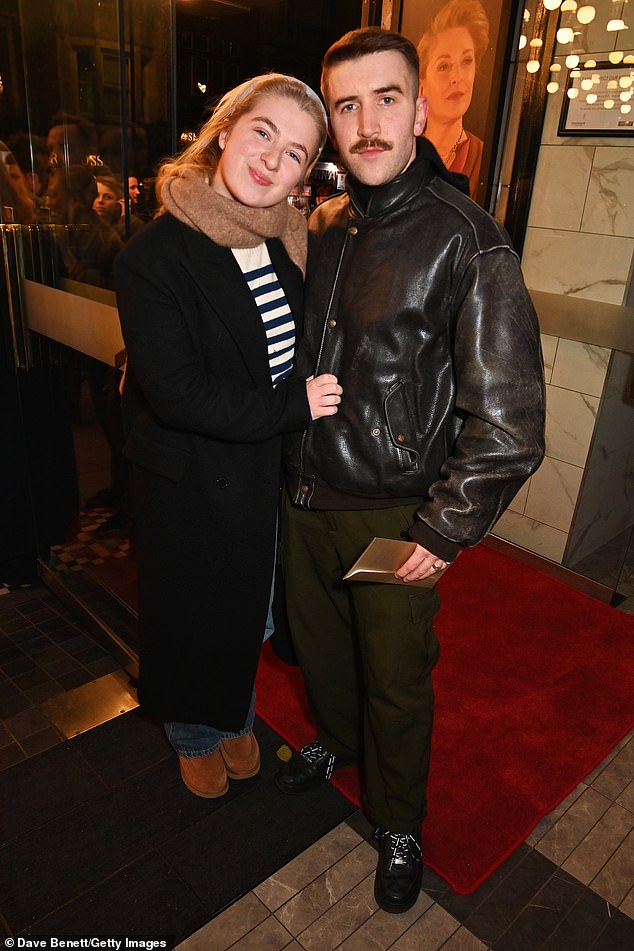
[232,244,295,386]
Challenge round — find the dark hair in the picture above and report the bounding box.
[321,28,420,107]
[52,164,99,207]
[47,111,98,155]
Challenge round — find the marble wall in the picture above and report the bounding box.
[492,5,634,572]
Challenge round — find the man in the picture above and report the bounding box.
[46,112,98,169]
[277,27,545,915]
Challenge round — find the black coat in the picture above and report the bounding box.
[114,213,309,729]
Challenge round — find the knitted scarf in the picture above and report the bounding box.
[161,168,308,275]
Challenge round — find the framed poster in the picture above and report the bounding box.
[558,63,634,136]
[394,0,521,207]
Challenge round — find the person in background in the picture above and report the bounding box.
[8,132,50,208]
[277,27,545,915]
[418,0,490,200]
[0,141,35,224]
[114,73,341,800]
[45,165,122,286]
[93,174,145,239]
[46,111,98,169]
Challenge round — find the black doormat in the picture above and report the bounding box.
[1,708,355,945]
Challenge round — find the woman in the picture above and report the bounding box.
[93,174,145,238]
[417,0,490,201]
[114,74,341,799]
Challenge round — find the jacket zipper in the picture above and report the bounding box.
[297,225,355,498]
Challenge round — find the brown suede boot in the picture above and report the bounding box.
[178,750,229,798]
[220,731,260,779]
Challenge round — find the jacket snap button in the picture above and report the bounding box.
[349,226,358,236]
[397,433,407,443]
[328,319,337,329]
[216,478,229,488]
[371,427,381,437]
[300,483,309,494]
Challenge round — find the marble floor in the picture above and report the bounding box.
[175,728,634,951]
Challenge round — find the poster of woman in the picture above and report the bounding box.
[399,0,518,206]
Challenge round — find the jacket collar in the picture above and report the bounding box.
[346,137,469,219]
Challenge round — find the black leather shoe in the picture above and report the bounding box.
[373,828,423,914]
[275,740,337,794]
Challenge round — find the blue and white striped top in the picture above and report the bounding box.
[232,244,295,387]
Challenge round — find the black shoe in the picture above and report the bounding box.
[275,740,337,794]
[373,828,423,914]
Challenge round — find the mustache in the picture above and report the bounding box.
[350,139,392,154]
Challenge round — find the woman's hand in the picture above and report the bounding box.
[306,374,342,420]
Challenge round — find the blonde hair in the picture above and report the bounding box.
[155,73,327,209]
[418,0,490,79]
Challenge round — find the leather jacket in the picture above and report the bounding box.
[285,145,545,561]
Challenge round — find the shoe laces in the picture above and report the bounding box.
[377,830,422,868]
[300,740,336,780]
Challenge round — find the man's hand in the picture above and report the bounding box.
[395,543,449,583]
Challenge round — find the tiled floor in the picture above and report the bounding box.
[2,580,634,949]
[177,724,634,950]
[0,585,122,770]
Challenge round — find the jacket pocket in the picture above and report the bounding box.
[384,381,421,474]
[123,427,190,483]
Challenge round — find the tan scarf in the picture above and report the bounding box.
[161,168,308,275]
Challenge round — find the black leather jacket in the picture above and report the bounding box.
[285,146,545,561]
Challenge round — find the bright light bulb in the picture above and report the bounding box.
[519,34,527,50]
[567,87,579,98]
[584,59,597,68]
[621,103,632,113]
[606,18,626,30]
[609,51,624,63]
[620,90,632,101]
[586,93,597,103]
[526,59,541,72]
[530,38,543,47]
[543,0,562,8]
[581,78,594,89]
[557,27,575,43]
[547,81,560,93]
[607,79,619,89]
[623,55,634,64]
[565,54,580,67]
[604,98,615,109]
[619,76,633,87]
[576,4,596,23]
[550,62,562,71]
[561,0,577,10]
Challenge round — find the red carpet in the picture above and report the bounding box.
[255,543,634,894]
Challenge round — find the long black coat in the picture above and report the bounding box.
[114,213,309,729]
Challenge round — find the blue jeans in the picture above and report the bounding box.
[166,689,256,757]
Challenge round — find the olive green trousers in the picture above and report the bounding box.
[281,493,440,834]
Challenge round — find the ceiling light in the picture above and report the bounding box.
[576,4,596,22]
